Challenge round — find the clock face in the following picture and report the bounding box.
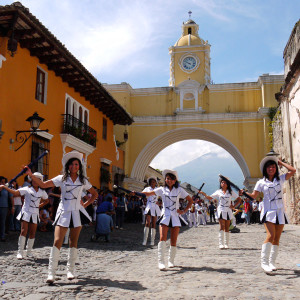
[182,56,197,70]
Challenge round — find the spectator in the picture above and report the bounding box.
[92,211,114,242]
[208,201,216,223]
[116,193,127,229]
[0,176,14,241]
[39,204,53,232]
[22,175,31,187]
[10,180,22,232]
[244,198,251,225]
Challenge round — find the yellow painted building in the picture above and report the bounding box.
[0,2,132,189]
[106,17,284,190]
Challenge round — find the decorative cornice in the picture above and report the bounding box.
[60,133,96,155]
[133,112,264,124]
[100,158,112,165]
[36,131,54,140]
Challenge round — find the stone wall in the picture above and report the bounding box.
[273,20,300,224]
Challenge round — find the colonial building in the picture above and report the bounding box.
[106,16,284,191]
[0,2,132,189]
[274,20,300,223]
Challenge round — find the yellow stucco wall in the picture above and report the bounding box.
[0,38,123,189]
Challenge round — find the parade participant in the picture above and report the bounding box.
[138,170,193,270]
[242,156,295,273]
[0,173,48,258]
[200,176,242,249]
[24,151,98,283]
[141,177,161,246]
[188,197,197,228]
[196,199,206,226]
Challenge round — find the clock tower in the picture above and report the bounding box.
[169,15,211,87]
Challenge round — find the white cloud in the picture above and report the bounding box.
[150,140,230,170]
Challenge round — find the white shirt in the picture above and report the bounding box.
[52,175,92,212]
[18,186,48,214]
[254,174,286,211]
[154,186,189,217]
[210,189,238,212]
[142,186,158,206]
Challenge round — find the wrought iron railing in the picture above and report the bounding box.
[62,114,97,147]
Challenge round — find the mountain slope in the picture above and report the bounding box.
[174,153,244,195]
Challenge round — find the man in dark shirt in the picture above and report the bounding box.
[208,201,216,223]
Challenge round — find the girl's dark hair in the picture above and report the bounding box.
[62,158,85,184]
[164,173,179,188]
[219,179,232,195]
[263,160,279,181]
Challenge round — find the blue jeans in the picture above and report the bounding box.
[14,205,22,231]
[0,207,8,239]
[245,213,251,225]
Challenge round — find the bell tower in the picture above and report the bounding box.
[169,12,211,87]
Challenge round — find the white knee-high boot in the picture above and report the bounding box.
[219,230,224,249]
[261,242,272,273]
[269,245,279,271]
[168,246,177,268]
[224,232,229,249]
[17,236,26,259]
[142,227,149,246]
[46,246,60,284]
[158,241,166,270]
[26,238,35,257]
[150,228,156,246]
[67,247,78,280]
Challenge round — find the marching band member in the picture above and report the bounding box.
[195,199,205,226]
[242,156,295,273]
[0,172,48,259]
[25,151,98,283]
[142,177,161,246]
[138,170,192,270]
[200,176,242,249]
[188,197,197,228]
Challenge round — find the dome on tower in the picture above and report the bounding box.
[184,19,196,25]
[174,34,205,46]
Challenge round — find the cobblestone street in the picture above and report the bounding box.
[1,223,300,299]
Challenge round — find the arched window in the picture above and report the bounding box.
[188,27,191,34]
[66,98,70,115]
[79,106,83,122]
[72,103,76,117]
[84,110,88,124]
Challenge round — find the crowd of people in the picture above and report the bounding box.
[0,150,296,280]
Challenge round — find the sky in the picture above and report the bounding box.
[2,0,299,171]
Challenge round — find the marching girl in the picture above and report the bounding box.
[188,197,197,228]
[25,151,98,283]
[142,177,161,246]
[137,169,193,270]
[0,172,48,259]
[200,176,242,249]
[242,156,295,273]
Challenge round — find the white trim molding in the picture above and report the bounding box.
[0,54,6,68]
[36,130,54,140]
[100,158,112,165]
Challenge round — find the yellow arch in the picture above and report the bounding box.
[131,127,250,182]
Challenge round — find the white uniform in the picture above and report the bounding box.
[195,204,206,225]
[254,174,288,224]
[188,204,197,227]
[211,189,239,220]
[154,186,189,227]
[17,186,48,224]
[52,175,92,228]
[142,186,161,217]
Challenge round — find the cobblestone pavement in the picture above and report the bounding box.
[1,222,300,299]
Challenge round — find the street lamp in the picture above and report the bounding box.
[14,112,48,151]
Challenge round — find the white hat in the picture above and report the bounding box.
[259,156,278,174]
[162,169,178,180]
[62,151,84,167]
[33,172,44,181]
[147,177,157,185]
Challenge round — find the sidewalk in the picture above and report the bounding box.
[0,222,300,299]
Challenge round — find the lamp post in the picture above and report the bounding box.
[14,112,48,151]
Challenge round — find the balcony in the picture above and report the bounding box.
[62,114,97,147]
